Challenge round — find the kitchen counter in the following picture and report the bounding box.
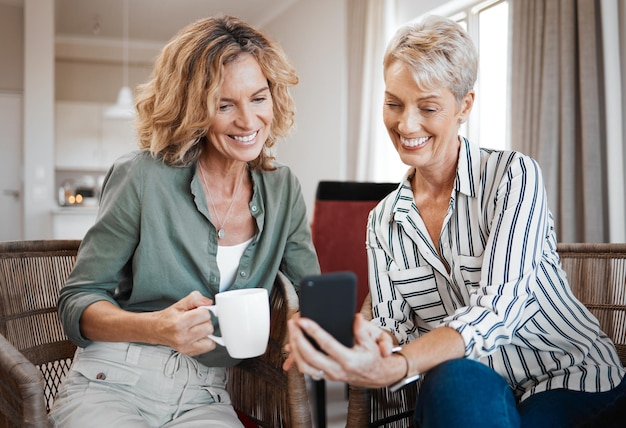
[52,206,99,239]
[53,206,99,214]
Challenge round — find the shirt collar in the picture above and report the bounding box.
[455,136,481,199]
[392,136,481,219]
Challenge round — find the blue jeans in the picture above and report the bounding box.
[413,359,626,428]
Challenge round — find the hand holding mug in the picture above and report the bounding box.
[200,288,270,358]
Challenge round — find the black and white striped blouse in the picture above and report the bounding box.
[367,137,624,401]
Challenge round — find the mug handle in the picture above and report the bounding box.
[199,305,225,346]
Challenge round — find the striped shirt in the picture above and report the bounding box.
[367,137,625,401]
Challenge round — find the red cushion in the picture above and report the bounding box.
[311,199,380,310]
[235,410,259,428]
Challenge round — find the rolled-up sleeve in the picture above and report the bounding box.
[58,153,143,347]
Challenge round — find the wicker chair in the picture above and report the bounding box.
[557,243,626,364]
[346,242,626,427]
[0,240,311,428]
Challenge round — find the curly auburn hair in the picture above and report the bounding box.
[134,15,298,170]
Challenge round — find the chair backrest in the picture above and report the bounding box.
[0,240,80,417]
[557,243,626,366]
[311,181,397,310]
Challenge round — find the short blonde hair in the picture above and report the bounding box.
[134,15,298,169]
[384,15,477,103]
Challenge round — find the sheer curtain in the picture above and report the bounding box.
[602,0,626,242]
[510,0,625,243]
[346,0,405,182]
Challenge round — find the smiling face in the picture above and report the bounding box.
[206,53,274,166]
[383,60,474,175]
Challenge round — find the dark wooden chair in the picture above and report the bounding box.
[310,181,397,428]
[311,181,398,311]
[0,240,311,428]
[346,243,626,427]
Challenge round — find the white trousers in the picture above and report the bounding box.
[49,342,243,427]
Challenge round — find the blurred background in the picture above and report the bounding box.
[1,0,625,244]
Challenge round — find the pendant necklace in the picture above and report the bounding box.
[199,163,245,240]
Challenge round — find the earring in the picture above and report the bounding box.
[458,117,465,124]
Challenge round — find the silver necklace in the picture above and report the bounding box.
[198,163,245,239]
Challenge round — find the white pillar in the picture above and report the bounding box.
[23,0,55,239]
[601,0,626,242]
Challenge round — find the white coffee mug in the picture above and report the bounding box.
[200,288,270,358]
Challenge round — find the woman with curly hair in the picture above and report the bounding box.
[51,15,319,427]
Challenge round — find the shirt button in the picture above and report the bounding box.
[96,372,106,380]
[251,205,258,212]
[240,271,247,278]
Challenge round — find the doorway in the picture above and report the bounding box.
[0,93,23,241]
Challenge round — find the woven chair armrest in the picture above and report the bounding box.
[0,333,49,428]
[346,384,371,427]
[228,272,312,427]
[276,271,311,427]
[276,271,300,321]
[345,294,375,425]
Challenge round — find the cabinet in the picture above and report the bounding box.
[55,101,137,171]
[52,208,98,239]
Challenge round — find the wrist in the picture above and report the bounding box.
[393,346,420,377]
[393,349,410,380]
[388,346,422,392]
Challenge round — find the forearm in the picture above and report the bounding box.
[80,301,162,344]
[78,291,216,357]
[398,326,465,377]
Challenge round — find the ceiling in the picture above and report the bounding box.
[54,0,299,43]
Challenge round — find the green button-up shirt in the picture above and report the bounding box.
[58,150,320,367]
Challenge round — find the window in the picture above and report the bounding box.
[452,0,510,150]
[371,0,510,182]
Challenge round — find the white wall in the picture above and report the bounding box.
[396,0,475,23]
[53,0,349,219]
[7,0,349,236]
[264,0,348,216]
[0,3,23,91]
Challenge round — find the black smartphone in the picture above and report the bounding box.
[299,271,357,350]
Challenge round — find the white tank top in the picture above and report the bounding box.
[216,237,254,291]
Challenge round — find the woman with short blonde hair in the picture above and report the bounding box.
[286,15,626,428]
